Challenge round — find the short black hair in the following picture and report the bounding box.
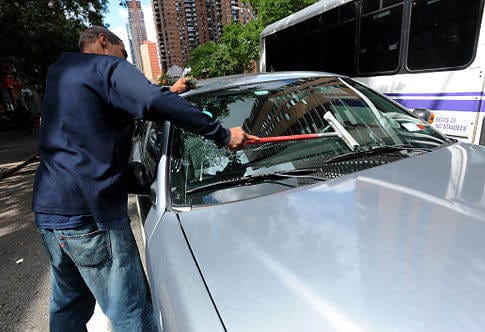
[78,26,122,51]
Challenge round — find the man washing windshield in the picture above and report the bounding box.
[32,26,257,331]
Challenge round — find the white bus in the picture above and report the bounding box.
[259,0,485,144]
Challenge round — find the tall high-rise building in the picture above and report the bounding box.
[126,0,148,71]
[152,0,253,73]
[141,41,162,83]
[126,23,136,63]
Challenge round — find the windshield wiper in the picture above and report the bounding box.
[321,144,433,164]
[185,168,328,195]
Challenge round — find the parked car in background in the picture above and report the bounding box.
[132,72,485,332]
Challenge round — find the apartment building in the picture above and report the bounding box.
[221,0,254,26]
[127,0,148,71]
[152,0,253,73]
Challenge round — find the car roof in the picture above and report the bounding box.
[181,71,339,97]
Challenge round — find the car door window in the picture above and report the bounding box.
[143,122,164,180]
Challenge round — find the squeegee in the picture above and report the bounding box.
[246,133,337,145]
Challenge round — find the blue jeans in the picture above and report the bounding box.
[38,223,157,332]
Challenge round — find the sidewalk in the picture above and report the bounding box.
[0,129,39,178]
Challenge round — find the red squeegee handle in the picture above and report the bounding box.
[246,133,325,145]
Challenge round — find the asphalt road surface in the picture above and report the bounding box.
[0,162,50,331]
[0,160,146,331]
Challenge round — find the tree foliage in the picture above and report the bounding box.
[188,0,319,79]
[187,41,221,78]
[188,21,262,78]
[219,20,261,73]
[0,0,108,95]
[249,0,319,27]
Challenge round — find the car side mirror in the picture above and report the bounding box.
[126,161,152,196]
[412,108,434,123]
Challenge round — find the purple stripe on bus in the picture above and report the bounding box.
[386,92,483,97]
[392,98,483,112]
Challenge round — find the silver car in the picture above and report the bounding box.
[132,72,485,332]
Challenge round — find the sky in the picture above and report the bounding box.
[103,0,157,64]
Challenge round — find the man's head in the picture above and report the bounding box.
[79,26,128,59]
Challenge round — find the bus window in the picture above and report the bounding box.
[265,34,278,71]
[296,16,322,71]
[266,32,279,71]
[362,0,379,14]
[382,0,402,7]
[358,4,404,73]
[266,26,299,72]
[321,2,357,75]
[282,27,299,70]
[408,0,482,70]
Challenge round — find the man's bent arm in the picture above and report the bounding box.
[107,61,230,145]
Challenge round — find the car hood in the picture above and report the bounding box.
[178,142,485,332]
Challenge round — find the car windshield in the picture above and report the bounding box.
[170,76,450,206]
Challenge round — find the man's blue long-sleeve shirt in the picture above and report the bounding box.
[33,52,230,229]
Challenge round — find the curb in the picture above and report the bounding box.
[0,153,39,181]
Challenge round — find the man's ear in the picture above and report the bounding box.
[98,34,108,49]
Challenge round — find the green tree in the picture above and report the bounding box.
[187,41,220,78]
[249,0,319,27]
[188,39,243,78]
[0,0,108,95]
[220,20,262,73]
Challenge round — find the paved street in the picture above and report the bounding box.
[0,129,49,331]
[0,160,49,331]
[0,130,145,331]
